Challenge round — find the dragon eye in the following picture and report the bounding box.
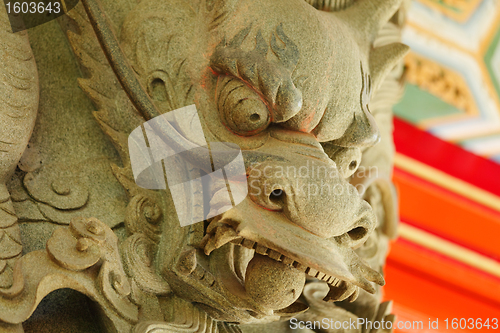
[217,76,270,136]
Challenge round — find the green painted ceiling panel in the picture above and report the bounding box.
[393,84,462,124]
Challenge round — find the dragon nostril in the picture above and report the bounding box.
[250,113,261,122]
[271,189,283,196]
[347,226,367,241]
[269,188,285,203]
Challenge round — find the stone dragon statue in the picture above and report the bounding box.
[0,0,408,331]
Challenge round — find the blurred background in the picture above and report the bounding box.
[385,0,500,330]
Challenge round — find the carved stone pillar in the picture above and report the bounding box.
[0,0,408,332]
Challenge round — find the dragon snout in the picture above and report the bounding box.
[247,160,376,246]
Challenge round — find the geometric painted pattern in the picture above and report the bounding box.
[395,53,479,128]
[394,0,500,163]
[416,0,483,22]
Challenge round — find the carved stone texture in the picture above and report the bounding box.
[0,0,408,332]
[0,3,38,300]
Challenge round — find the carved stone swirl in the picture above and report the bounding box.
[0,0,409,331]
[0,2,38,300]
[0,217,139,330]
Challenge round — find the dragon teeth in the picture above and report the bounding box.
[321,274,331,282]
[232,237,345,288]
[255,244,269,255]
[293,262,308,272]
[331,277,342,286]
[231,238,243,245]
[268,250,283,261]
[242,239,256,249]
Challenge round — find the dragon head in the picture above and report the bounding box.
[112,0,407,325]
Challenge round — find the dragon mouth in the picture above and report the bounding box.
[233,237,343,284]
[200,197,384,311]
[229,237,360,303]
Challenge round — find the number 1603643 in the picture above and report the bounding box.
[5,1,61,14]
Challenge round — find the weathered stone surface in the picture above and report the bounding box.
[0,0,407,331]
